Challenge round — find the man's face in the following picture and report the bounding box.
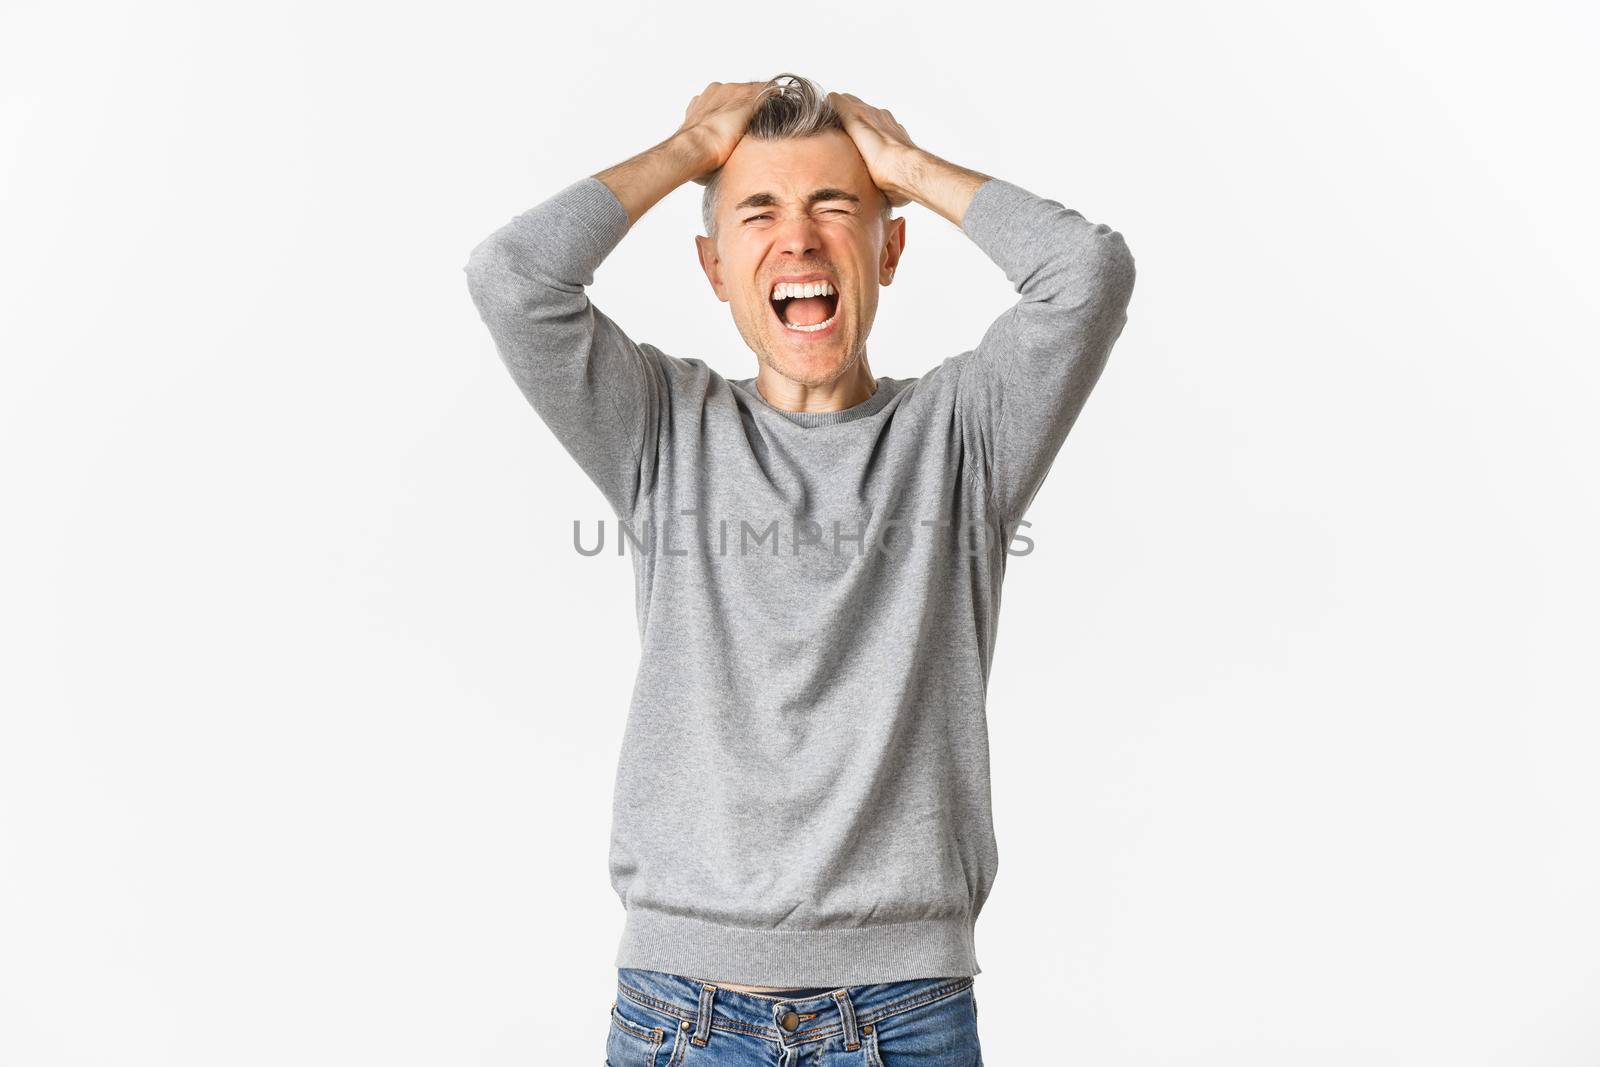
[695,129,905,389]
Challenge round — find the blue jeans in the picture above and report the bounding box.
[607,967,983,1066]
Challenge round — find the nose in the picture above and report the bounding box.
[773,215,823,259]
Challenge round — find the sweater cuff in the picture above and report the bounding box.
[958,176,1034,249]
[524,175,633,265]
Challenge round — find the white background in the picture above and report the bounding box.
[3,1,1597,1064]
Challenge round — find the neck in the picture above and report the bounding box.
[755,357,877,414]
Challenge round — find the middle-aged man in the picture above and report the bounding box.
[463,72,1136,1066]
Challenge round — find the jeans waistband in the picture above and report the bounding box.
[615,966,976,1051]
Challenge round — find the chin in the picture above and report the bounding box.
[774,347,857,384]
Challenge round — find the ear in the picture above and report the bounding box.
[695,234,729,302]
[879,215,906,286]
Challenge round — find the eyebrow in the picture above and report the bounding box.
[732,188,862,214]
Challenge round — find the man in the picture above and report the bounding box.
[463,73,1135,1065]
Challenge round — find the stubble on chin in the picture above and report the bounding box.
[737,298,863,389]
[762,343,862,390]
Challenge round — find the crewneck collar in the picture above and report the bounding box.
[739,376,901,428]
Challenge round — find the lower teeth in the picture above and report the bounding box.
[783,312,836,333]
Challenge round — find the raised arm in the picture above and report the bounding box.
[461,81,764,517]
[951,173,1135,525]
[830,93,1137,527]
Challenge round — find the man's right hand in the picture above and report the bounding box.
[591,81,763,228]
[675,81,765,186]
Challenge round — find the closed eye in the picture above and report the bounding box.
[744,209,852,223]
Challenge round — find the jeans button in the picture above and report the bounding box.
[779,1010,799,1031]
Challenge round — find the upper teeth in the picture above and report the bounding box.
[771,281,836,300]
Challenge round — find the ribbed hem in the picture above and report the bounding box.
[615,906,981,986]
[959,176,1032,244]
[506,175,632,266]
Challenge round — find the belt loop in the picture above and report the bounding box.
[692,982,717,1047]
[832,987,861,1051]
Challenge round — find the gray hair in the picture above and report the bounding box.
[701,73,892,241]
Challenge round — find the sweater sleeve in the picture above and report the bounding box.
[463,176,663,519]
[954,177,1136,527]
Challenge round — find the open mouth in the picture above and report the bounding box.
[769,289,841,335]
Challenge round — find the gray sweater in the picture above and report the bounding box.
[463,173,1135,985]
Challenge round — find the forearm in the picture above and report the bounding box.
[900,149,994,228]
[593,131,715,228]
[461,132,703,360]
[955,176,1136,521]
[462,175,659,518]
[964,179,1135,310]
[463,174,634,406]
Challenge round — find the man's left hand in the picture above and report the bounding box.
[827,91,922,208]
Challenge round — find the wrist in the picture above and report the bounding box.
[892,147,935,201]
[668,128,719,182]
[897,150,991,228]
